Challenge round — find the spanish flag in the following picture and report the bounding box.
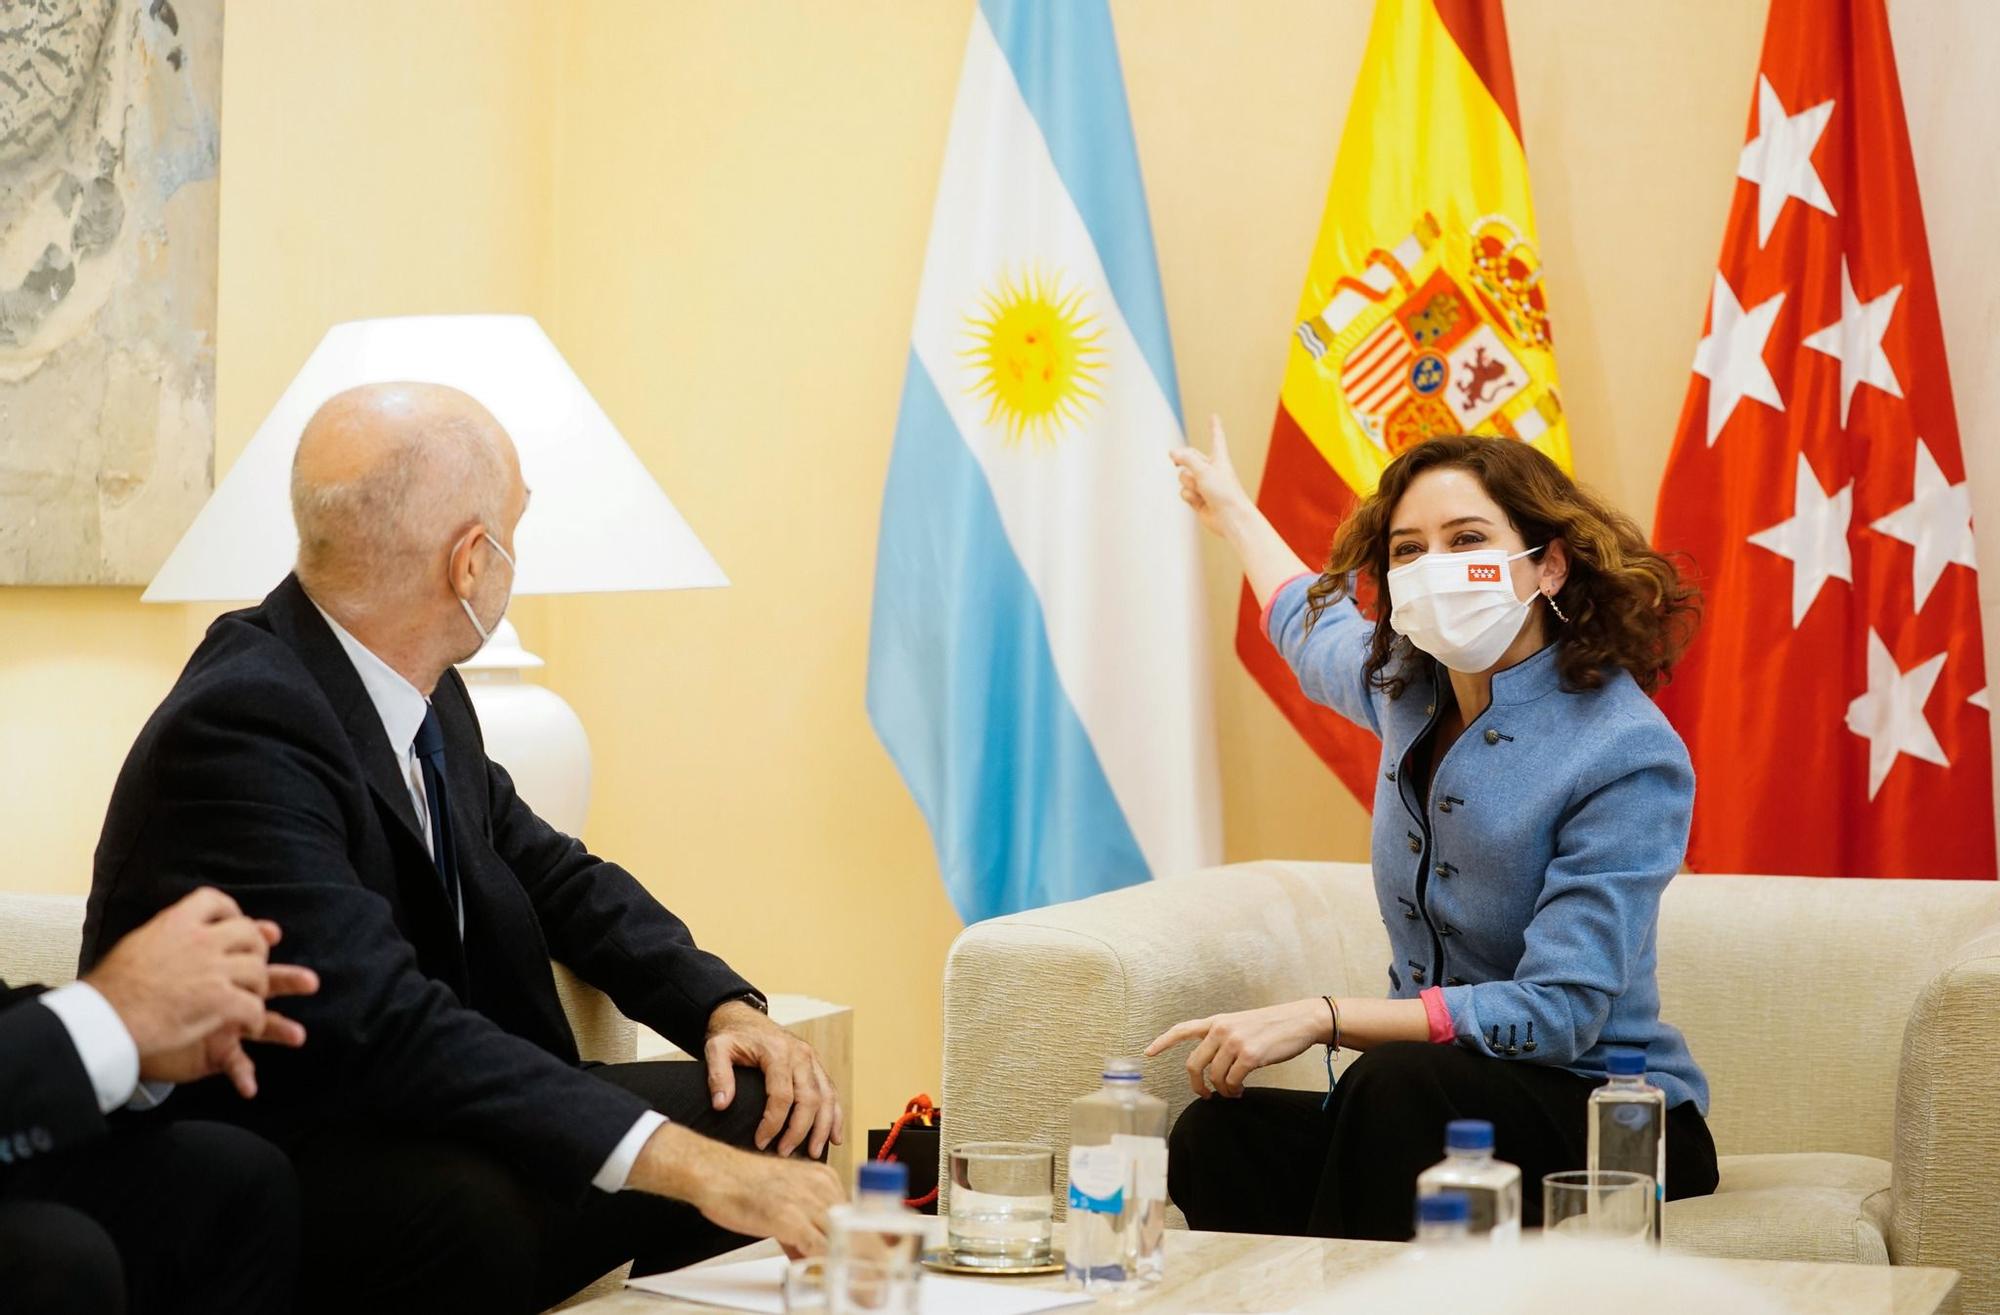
[1240,0,1568,804]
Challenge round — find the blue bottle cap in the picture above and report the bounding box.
[858,1161,909,1196]
[1445,1119,1494,1151]
[1418,1191,1470,1225]
[1606,1048,1647,1076]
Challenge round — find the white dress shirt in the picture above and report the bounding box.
[311,600,663,1192]
[37,981,171,1114]
[38,981,140,1113]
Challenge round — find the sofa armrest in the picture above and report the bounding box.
[0,893,86,989]
[552,962,636,1065]
[939,862,1385,1215]
[1890,920,2000,1312]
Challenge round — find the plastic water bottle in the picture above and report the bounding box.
[1415,1119,1521,1245]
[1065,1058,1168,1294]
[1411,1190,1472,1254]
[826,1160,924,1315]
[1588,1047,1667,1246]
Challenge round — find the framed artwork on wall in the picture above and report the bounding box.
[0,0,221,585]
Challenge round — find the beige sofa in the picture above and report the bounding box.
[0,891,636,1309]
[942,862,2000,1310]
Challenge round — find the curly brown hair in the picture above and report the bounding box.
[1304,435,1700,697]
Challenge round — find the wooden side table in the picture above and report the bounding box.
[633,995,855,1185]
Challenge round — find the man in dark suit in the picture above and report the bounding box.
[85,381,845,1314]
[2,886,317,1313]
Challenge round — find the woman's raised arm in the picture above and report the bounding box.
[1170,415,1310,608]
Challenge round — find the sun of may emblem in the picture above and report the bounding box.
[964,268,1104,445]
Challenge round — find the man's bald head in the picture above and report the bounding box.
[290,382,522,612]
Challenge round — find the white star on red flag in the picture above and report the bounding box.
[1692,271,1786,446]
[1845,629,1949,800]
[1801,256,1903,426]
[1737,75,1837,246]
[1651,0,1993,879]
[1869,438,1976,612]
[1746,452,1853,628]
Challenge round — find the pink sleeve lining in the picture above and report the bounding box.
[1420,986,1455,1044]
[1259,571,1319,641]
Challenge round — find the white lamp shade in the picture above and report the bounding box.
[144,314,728,602]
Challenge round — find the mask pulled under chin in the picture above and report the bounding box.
[1386,546,1541,674]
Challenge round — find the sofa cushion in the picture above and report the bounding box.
[1653,877,1995,1162]
[1666,1152,1891,1265]
[0,893,86,987]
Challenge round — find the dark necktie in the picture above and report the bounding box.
[413,704,464,937]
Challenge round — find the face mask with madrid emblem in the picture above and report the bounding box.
[1386,545,1544,674]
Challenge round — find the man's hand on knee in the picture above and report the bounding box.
[628,1121,846,1257]
[702,1001,844,1160]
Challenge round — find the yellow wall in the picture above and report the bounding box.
[537,4,972,1132]
[4,0,1998,1137]
[0,1,557,897]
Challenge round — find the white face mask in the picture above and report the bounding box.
[1387,545,1543,674]
[459,532,516,647]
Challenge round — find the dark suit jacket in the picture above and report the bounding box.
[0,982,105,1173]
[83,575,758,1197]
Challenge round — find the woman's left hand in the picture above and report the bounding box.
[1144,999,1329,1099]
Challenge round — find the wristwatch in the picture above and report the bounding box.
[727,990,769,1015]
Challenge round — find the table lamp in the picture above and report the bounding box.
[143,313,726,835]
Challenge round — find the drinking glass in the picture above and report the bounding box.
[947,1141,1055,1266]
[1542,1169,1654,1244]
[782,1258,827,1314]
[829,1257,912,1315]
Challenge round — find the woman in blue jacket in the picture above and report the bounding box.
[1150,422,1718,1239]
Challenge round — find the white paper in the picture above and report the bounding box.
[623,1256,1093,1315]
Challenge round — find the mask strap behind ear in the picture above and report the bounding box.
[455,525,511,647]
[452,525,513,596]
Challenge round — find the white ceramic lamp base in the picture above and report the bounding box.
[458,618,592,837]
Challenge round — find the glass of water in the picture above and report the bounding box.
[1542,1170,1654,1244]
[782,1258,827,1314]
[948,1142,1054,1267]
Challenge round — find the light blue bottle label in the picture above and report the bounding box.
[1067,1145,1127,1215]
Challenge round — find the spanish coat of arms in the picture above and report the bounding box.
[1294,212,1561,455]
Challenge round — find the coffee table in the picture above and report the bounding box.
[567,1229,1960,1314]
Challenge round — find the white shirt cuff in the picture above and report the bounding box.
[37,982,140,1115]
[594,1110,668,1193]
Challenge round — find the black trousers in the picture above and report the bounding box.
[0,1120,300,1315]
[292,1061,779,1315]
[1168,1042,1719,1241]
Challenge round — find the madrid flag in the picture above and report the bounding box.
[1239,0,1569,805]
[1652,0,1994,878]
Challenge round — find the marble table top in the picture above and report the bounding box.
[570,1229,1959,1315]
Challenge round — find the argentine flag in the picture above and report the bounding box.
[867,0,1222,925]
